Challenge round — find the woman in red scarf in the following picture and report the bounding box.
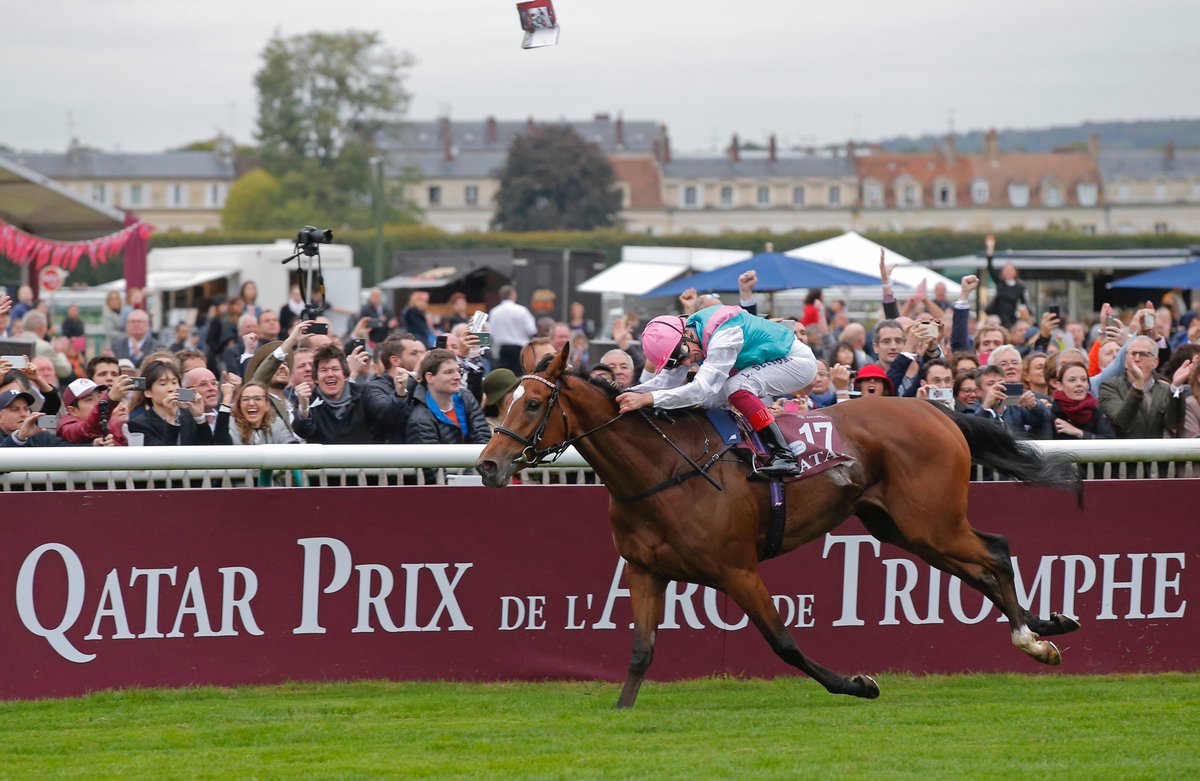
[1049,363,1115,439]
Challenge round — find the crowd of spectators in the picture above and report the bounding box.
[2,234,1199,470]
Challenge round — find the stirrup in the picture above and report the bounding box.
[754,455,801,480]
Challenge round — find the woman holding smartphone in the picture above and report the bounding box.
[128,362,221,446]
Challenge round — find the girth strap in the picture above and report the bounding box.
[759,480,787,561]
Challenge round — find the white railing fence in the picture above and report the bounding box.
[1,441,1198,491]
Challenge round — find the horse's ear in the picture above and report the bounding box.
[545,340,570,379]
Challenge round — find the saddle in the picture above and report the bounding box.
[705,408,855,483]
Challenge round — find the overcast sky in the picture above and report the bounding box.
[5,0,1198,155]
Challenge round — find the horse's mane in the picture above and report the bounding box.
[532,356,622,402]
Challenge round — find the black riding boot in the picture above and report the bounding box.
[755,421,801,479]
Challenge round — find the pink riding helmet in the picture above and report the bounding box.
[641,315,688,372]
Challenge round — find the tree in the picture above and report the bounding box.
[493,125,623,232]
[254,30,414,226]
[221,169,283,231]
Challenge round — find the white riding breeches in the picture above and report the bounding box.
[718,341,817,402]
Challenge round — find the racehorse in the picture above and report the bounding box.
[476,345,1082,708]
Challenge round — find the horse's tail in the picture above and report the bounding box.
[933,404,1083,506]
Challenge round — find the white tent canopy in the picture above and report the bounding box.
[787,231,961,297]
[576,246,750,296]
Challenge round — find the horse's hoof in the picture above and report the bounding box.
[851,674,880,699]
[1051,613,1082,634]
[1041,641,1062,666]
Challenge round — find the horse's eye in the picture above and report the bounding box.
[526,400,540,411]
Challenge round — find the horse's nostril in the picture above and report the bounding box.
[477,459,495,475]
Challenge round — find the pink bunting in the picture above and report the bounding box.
[0,217,155,269]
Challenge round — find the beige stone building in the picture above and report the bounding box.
[3,139,238,233]
[383,117,1200,237]
[1099,142,1200,234]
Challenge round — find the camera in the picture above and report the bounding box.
[368,318,385,329]
[177,388,197,403]
[920,320,941,340]
[305,322,329,335]
[435,334,449,349]
[1002,383,1024,406]
[296,226,333,256]
[97,397,111,432]
[39,415,59,431]
[928,387,953,404]
[128,377,147,392]
[1143,312,1155,329]
[1047,305,1061,319]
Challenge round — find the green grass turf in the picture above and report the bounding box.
[0,674,1197,780]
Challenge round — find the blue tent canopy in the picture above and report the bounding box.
[1109,257,1200,289]
[639,252,880,299]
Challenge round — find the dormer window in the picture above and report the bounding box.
[863,180,884,208]
[1077,183,1098,207]
[1008,183,1030,208]
[720,186,734,207]
[1043,182,1062,207]
[934,178,956,207]
[971,179,989,204]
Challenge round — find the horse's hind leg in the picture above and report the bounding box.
[721,568,879,699]
[616,564,668,709]
[974,531,1080,638]
[857,504,1065,666]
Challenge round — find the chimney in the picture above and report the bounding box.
[1088,133,1100,156]
[730,134,740,163]
[945,134,956,166]
[985,128,999,159]
[652,138,661,162]
[437,116,451,142]
[768,134,778,163]
[443,130,454,163]
[615,115,625,148]
[662,127,671,163]
[526,116,535,133]
[846,140,857,159]
[1166,138,1177,163]
[486,115,498,144]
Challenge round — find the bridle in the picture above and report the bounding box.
[493,374,624,466]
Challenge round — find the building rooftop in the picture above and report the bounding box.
[4,145,236,180]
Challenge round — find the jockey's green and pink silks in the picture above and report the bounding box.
[686,305,795,370]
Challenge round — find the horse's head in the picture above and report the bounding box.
[477,342,573,488]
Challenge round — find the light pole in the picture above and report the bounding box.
[370,156,386,285]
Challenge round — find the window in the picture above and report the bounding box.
[91,184,108,204]
[465,185,479,205]
[1154,222,1169,234]
[935,180,955,207]
[1117,183,1132,203]
[1008,183,1029,208]
[863,181,883,208]
[1154,183,1168,203]
[1192,182,1200,202]
[127,184,145,207]
[792,186,805,207]
[901,183,919,207]
[1077,183,1098,207]
[167,183,188,208]
[1043,183,1062,207]
[206,183,227,208]
[427,186,442,205]
[828,186,841,206]
[756,186,770,206]
[971,179,990,204]
[720,186,734,207]
[1080,224,1096,236]
[683,185,698,208]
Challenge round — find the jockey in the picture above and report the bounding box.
[616,304,817,478]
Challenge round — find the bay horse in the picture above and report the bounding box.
[476,345,1082,708]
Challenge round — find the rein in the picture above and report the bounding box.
[493,373,730,501]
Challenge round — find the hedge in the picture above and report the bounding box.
[56,225,1200,289]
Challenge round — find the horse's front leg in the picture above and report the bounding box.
[615,563,668,709]
[721,567,880,699]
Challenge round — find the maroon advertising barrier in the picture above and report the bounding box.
[1,480,1196,700]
